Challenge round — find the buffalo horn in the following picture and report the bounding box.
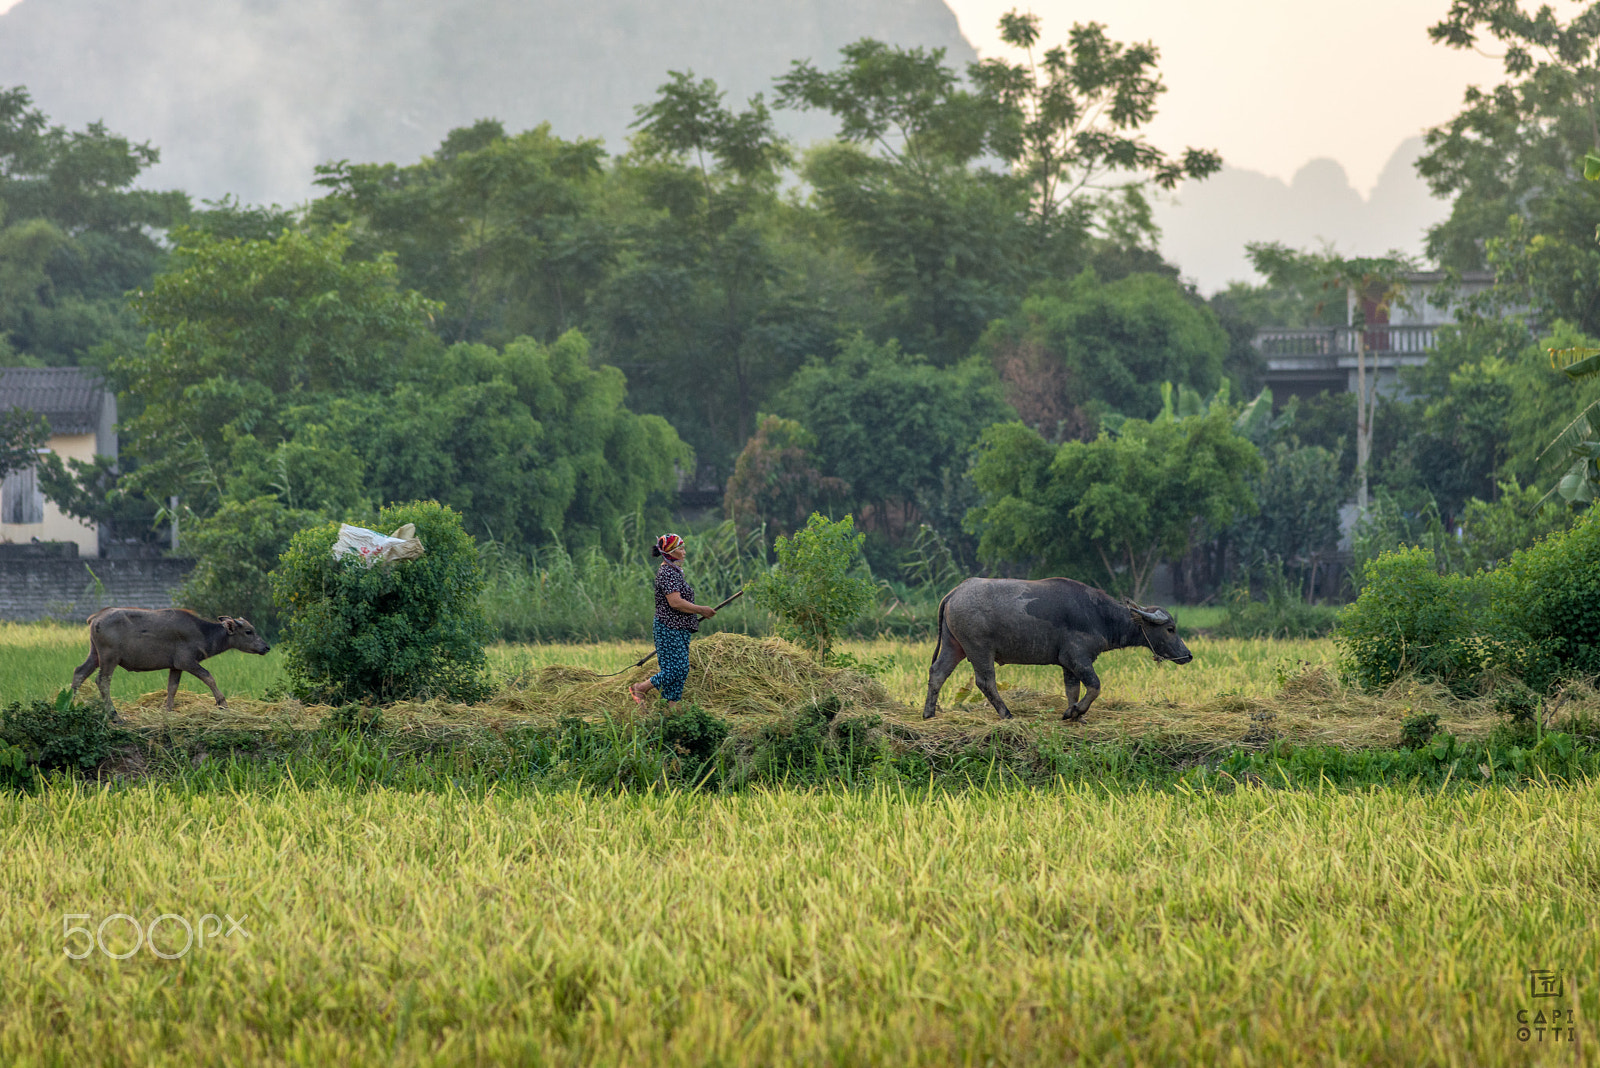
[1128,603,1171,626]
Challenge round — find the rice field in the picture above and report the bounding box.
[4,623,1596,1064]
[2,779,1595,1065]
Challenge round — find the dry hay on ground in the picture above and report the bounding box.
[87,636,1595,753]
[492,632,892,719]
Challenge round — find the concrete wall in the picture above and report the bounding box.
[0,557,194,622]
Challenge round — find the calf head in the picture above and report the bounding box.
[1128,604,1192,664]
[219,617,271,655]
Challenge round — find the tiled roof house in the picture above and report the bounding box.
[0,367,117,556]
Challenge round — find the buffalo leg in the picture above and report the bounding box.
[1064,661,1101,721]
[968,651,1012,720]
[1061,667,1081,720]
[71,647,99,693]
[95,658,118,720]
[922,630,968,719]
[166,668,184,712]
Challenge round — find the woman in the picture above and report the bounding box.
[630,533,716,706]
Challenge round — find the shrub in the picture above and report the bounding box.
[1480,512,1600,693]
[0,689,123,774]
[272,500,493,704]
[748,513,875,659]
[1339,514,1600,696]
[1336,546,1485,693]
[0,741,36,792]
[1398,710,1442,750]
[658,704,729,764]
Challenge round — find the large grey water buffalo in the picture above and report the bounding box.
[71,608,271,717]
[924,577,1192,722]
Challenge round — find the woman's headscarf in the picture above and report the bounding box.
[651,533,685,558]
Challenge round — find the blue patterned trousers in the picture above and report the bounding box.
[650,620,694,701]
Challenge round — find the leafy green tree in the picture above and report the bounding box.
[967,408,1262,599]
[777,41,1032,364]
[597,73,807,465]
[776,334,1013,537]
[333,331,691,549]
[968,11,1220,257]
[0,407,47,482]
[748,512,875,660]
[178,496,324,633]
[0,86,187,366]
[119,225,440,510]
[722,414,848,537]
[976,270,1227,435]
[1229,441,1346,591]
[1418,1,1600,332]
[311,120,611,347]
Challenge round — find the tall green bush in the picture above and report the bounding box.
[1336,547,1485,693]
[1483,512,1600,692]
[1339,514,1600,695]
[748,513,874,659]
[272,501,492,703]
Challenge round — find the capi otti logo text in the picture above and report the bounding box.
[1517,969,1575,1044]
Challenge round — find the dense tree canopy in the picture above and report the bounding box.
[967,408,1262,600]
[977,270,1227,438]
[0,86,187,367]
[777,334,1013,538]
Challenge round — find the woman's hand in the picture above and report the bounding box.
[667,591,714,618]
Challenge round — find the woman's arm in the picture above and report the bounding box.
[666,591,716,618]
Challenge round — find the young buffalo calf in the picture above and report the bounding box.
[71,608,271,718]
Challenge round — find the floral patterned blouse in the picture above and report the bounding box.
[654,562,699,631]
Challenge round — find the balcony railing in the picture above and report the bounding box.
[1254,324,1439,357]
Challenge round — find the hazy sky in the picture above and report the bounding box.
[0,0,1509,194]
[944,0,1507,196]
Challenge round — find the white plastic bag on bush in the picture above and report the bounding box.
[332,523,424,567]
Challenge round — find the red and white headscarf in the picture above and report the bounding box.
[653,533,685,558]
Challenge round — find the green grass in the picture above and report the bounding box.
[2,779,1595,1065]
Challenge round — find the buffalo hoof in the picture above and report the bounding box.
[923,709,938,720]
[1062,709,1083,722]
[996,709,1012,720]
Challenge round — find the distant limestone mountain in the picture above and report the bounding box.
[0,0,976,206]
[1152,137,1453,294]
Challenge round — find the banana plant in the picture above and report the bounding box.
[1537,344,1600,505]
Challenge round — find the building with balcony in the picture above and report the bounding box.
[1254,270,1497,404]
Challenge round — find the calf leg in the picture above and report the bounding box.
[166,668,183,713]
[179,661,227,709]
[969,651,1012,720]
[922,629,968,719]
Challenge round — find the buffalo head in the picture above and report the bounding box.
[1127,603,1192,664]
